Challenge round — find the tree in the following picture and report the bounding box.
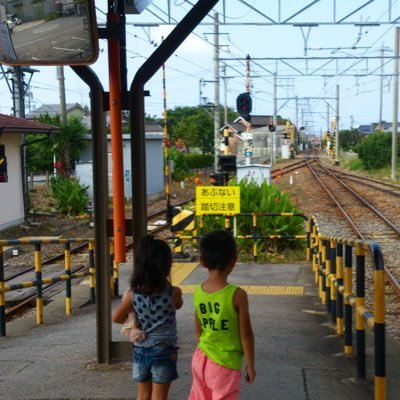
[357,131,392,169]
[339,129,364,151]
[27,113,88,176]
[163,105,238,154]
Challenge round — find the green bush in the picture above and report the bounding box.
[50,176,89,216]
[357,132,392,170]
[185,153,214,169]
[169,148,188,181]
[200,179,305,255]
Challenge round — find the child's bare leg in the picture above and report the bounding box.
[137,381,152,400]
[151,382,171,400]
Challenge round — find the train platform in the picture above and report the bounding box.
[1,260,400,399]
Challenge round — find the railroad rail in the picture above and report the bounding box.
[306,158,400,298]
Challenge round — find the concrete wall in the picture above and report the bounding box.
[0,134,24,230]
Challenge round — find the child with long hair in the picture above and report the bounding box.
[112,235,183,400]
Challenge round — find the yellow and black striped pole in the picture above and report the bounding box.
[355,244,366,379]
[329,240,337,324]
[372,242,386,400]
[320,239,327,304]
[65,242,72,315]
[306,219,311,261]
[335,243,344,336]
[89,241,95,304]
[344,244,353,355]
[35,243,43,325]
[325,240,331,311]
[162,39,172,225]
[252,213,257,261]
[0,245,5,336]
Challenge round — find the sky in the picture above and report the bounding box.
[1,0,400,136]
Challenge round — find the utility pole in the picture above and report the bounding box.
[335,84,340,165]
[392,27,399,181]
[213,12,220,172]
[272,73,277,165]
[57,66,67,124]
[8,66,37,221]
[223,65,228,125]
[379,44,384,129]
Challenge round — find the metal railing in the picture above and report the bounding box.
[0,238,96,337]
[171,212,309,261]
[310,217,386,400]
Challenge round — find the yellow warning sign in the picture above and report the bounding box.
[196,186,240,215]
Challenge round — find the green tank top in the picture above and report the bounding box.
[194,283,243,370]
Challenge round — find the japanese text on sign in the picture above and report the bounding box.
[196,186,240,215]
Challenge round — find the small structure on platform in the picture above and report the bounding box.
[236,164,271,186]
[0,114,59,231]
[76,122,164,201]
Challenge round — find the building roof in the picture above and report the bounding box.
[25,103,86,119]
[234,115,288,127]
[220,123,246,133]
[0,113,60,134]
[357,124,373,134]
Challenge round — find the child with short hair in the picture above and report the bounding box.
[112,235,183,400]
[189,230,255,400]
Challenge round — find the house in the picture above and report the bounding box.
[76,121,165,201]
[356,124,373,135]
[220,115,290,163]
[26,103,130,130]
[26,103,88,120]
[0,114,60,231]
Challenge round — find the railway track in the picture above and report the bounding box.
[306,158,400,298]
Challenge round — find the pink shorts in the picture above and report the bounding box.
[189,348,241,400]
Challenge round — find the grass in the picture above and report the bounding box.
[340,151,400,183]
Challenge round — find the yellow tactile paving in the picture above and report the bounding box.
[172,263,304,296]
[171,262,199,285]
[179,284,304,296]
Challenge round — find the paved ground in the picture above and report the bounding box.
[0,260,399,399]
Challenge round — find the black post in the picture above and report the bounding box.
[130,0,220,250]
[71,66,111,364]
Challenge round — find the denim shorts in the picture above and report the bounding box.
[132,345,178,384]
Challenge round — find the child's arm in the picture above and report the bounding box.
[172,286,183,309]
[194,314,202,342]
[112,290,133,324]
[234,287,256,384]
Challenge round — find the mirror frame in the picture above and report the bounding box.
[0,0,99,66]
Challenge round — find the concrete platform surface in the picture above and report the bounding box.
[0,261,399,399]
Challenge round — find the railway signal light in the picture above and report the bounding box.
[236,93,252,121]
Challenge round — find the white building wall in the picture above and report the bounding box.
[0,134,24,230]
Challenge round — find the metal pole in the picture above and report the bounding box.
[108,10,126,264]
[12,67,29,221]
[57,66,67,124]
[223,66,228,125]
[130,0,220,247]
[335,84,339,165]
[379,44,384,129]
[273,73,277,165]
[392,27,399,181]
[214,12,220,172]
[71,66,110,364]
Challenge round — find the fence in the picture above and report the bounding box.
[0,238,95,337]
[310,217,386,400]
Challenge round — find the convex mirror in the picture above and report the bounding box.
[0,0,98,65]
